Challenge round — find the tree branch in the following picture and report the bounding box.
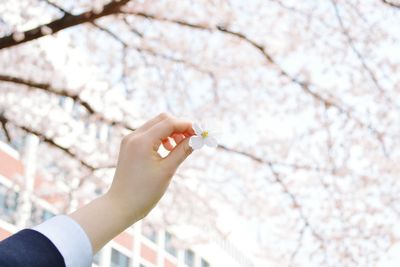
[0,0,131,50]
[0,114,96,170]
[268,161,323,243]
[0,74,136,131]
[41,0,69,14]
[41,0,130,47]
[218,147,323,243]
[0,113,12,143]
[330,0,386,94]
[381,0,400,8]
[119,12,332,104]
[289,224,307,266]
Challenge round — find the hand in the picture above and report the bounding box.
[107,113,195,221]
[70,113,195,253]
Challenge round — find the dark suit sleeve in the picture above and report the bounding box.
[0,229,66,267]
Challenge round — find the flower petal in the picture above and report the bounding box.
[189,136,204,150]
[192,123,203,136]
[204,136,218,148]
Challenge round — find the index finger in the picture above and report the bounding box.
[148,118,194,142]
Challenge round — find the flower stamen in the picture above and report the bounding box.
[201,131,209,138]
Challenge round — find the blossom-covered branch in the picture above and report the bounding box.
[381,0,400,8]
[0,113,96,170]
[123,11,385,147]
[330,0,385,94]
[0,74,135,131]
[0,0,131,50]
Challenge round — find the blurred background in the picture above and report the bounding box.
[1,0,400,266]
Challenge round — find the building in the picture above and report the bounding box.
[0,134,255,267]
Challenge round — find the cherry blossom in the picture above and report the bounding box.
[189,122,218,150]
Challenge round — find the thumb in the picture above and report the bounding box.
[164,137,193,169]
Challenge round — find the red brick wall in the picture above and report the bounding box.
[0,227,12,241]
[141,243,157,264]
[0,150,21,241]
[0,150,23,180]
[164,258,177,267]
[114,231,133,251]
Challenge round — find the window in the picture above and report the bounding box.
[201,258,210,267]
[42,210,55,220]
[164,231,177,256]
[142,223,158,243]
[30,203,42,225]
[111,248,131,267]
[184,249,195,267]
[30,204,55,225]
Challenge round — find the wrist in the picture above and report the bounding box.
[103,189,142,224]
[69,192,139,253]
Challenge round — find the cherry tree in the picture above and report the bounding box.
[1,0,400,266]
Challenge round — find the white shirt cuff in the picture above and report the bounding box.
[33,215,93,267]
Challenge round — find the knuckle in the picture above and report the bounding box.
[164,117,175,126]
[121,133,141,148]
[158,112,171,120]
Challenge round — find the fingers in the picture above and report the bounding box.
[162,137,174,151]
[140,113,195,155]
[171,133,185,145]
[163,137,193,169]
[147,115,194,143]
[161,133,186,151]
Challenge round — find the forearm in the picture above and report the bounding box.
[69,193,137,254]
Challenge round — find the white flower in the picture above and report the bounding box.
[40,26,53,35]
[93,3,104,14]
[12,32,25,42]
[189,122,218,150]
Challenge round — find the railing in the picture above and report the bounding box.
[190,224,255,267]
[212,235,254,267]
